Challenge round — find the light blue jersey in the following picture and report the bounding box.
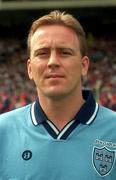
[0,90,116,180]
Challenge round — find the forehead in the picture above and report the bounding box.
[30,25,79,49]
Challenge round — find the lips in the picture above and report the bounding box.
[46,74,64,78]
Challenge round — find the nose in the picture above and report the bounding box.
[47,51,60,69]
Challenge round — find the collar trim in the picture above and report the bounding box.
[30,91,98,126]
[47,120,59,135]
[31,102,38,126]
[86,103,99,125]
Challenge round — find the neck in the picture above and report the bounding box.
[38,91,85,130]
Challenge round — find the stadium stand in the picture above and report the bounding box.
[0,34,116,113]
[0,37,36,113]
[0,1,116,113]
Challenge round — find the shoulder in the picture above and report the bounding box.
[0,104,32,127]
[98,104,116,122]
[99,105,116,116]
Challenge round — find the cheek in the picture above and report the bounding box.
[70,62,82,76]
[31,62,46,80]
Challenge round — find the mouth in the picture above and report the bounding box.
[46,74,64,79]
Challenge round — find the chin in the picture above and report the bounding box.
[44,89,70,100]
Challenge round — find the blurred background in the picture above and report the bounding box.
[0,0,116,113]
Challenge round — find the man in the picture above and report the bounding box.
[0,10,116,179]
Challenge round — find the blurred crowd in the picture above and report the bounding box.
[0,34,116,114]
[83,34,116,111]
[0,37,36,113]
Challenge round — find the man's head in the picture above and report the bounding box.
[27,10,89,100]
[27,10,87,57]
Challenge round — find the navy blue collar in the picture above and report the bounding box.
[31,90,99,126]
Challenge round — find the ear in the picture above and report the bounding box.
[81,56,89,76]
[27,59,33,80]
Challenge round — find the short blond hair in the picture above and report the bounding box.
[27,10,87,57]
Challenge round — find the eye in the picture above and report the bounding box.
[37,52,47,56]
[61,49,72,56]
[34,49,49,58]
[62,51,71,55]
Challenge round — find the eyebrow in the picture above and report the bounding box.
[33,46,76,56]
